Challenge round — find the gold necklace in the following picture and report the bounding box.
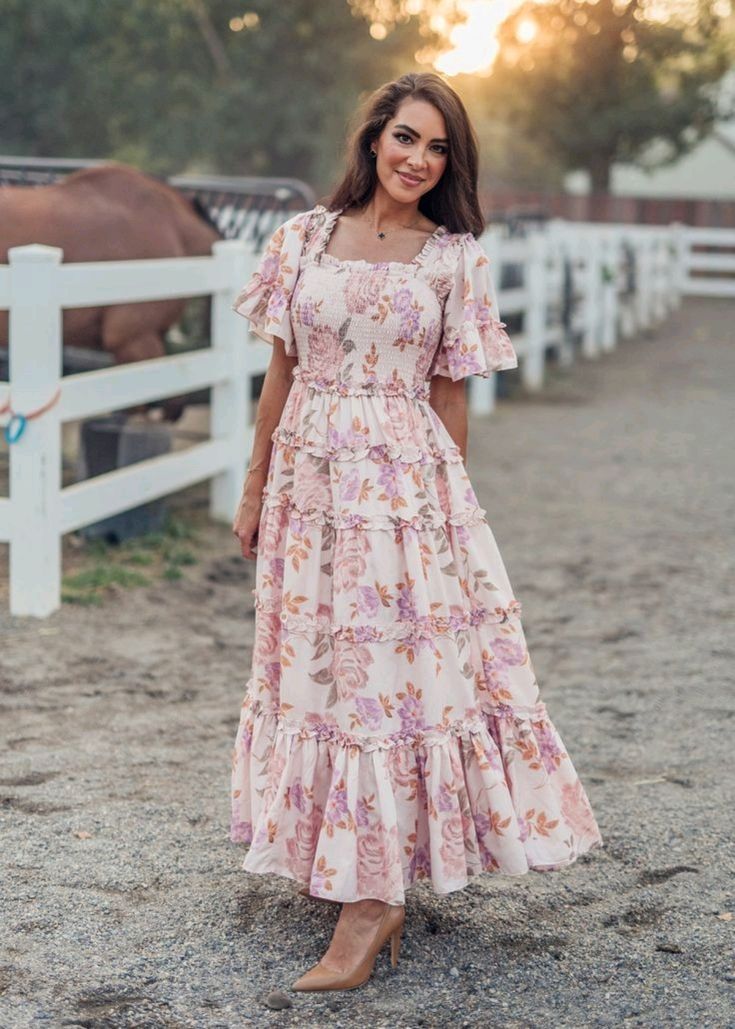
[361,212,425,240]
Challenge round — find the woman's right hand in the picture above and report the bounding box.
[232,485,264,560]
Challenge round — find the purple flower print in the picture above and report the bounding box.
[354,696,383,731]
[535,724,565,774]
[355,797,372,828]
[491,637,526,668]
[259,250,280,286]
[357,585,381,618]
[265,661,282,689]
[390,287,414,315]
[239,721,254,754]
[325,780,350,827]
[448,349,483,379]
[396,584,418,622]
[397,691,426,734]
[289,779,306,813]
[408,843,431,880]
[481,655,511,691]
[230,819,252,844]
[435,783,457,814]
[401,308,421,338]
[377,463,401,500]
[296,297,319,327]
[340,469,362,503]
[472,812,491,839]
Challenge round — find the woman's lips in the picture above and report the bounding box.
[397,171,424,187]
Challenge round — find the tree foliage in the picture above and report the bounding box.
[0,0,432,188]
[486,0,733,191]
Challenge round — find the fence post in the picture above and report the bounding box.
[652,235,666,322]
[635,233,652,332]
[523,232,546,391]
[210,239,251,524]
[8,244,63,617]
[670,222,688,302]
[581,232,601,359]
[600,234,618,353]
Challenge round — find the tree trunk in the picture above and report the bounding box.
[588,153,612,193]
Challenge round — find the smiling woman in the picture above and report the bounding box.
[228,70,602,995]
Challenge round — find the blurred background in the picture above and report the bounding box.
[1,0,734,603]
[2,6,734,1025]
[2,0,734,220]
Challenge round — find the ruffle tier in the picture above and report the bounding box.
[230,693,603,904]
[230,377,602,901]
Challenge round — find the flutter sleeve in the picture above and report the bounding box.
[432,233,518,380]
[231,210,311,356]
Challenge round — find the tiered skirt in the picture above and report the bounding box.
[230,371,602,903]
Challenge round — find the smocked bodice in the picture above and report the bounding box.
[232,204,518,394]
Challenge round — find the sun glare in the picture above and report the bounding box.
[434,0,523,76]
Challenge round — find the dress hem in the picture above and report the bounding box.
[229,836,605,906]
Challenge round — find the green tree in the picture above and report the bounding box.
[486,0,733,191]
[0,0,439,189]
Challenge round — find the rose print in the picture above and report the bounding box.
[561,780,599,839]
[292,460,330,512]
[333,641,373,700]
[344,268,390,314]
[307,324,343,377]
[334,531,370,593]
[439,814,466,879]
[229,207,602,904]
[252,611,282,665]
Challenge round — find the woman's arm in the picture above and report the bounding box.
[429,375,468,464]
[232,340,298,559]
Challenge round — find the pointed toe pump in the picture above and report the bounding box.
[292,903,405,992]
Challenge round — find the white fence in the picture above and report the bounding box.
[469,220,682,414]
[0,220,721,617]
[0,240,259,617]
[672,226,735,299]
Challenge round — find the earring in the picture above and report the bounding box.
[369,149,376,158]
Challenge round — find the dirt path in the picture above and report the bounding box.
[1,298,733,1028]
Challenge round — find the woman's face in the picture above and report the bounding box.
[372,98,449,206]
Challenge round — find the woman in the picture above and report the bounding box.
[230,72,602,992]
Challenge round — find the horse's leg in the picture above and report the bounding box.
[101,305,187,421]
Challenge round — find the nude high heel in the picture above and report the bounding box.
[291,903,405,992]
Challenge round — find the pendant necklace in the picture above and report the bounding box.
[363,213,424,241]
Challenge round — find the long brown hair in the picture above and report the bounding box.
[327,72,484,237]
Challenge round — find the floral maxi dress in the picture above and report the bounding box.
[229,204,602,904]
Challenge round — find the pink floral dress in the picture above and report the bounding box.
[229,204,602,904]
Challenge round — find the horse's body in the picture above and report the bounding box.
[0,164,221,366]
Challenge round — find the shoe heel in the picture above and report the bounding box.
[390,927,402,968]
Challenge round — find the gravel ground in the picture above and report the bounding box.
[1,297,733,1028]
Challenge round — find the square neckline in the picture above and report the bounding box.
[315,205,448,271]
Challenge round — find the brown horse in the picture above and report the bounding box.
[0,163,222,417]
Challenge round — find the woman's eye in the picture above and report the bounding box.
[395,131,446,153]
[432,145,448,155]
